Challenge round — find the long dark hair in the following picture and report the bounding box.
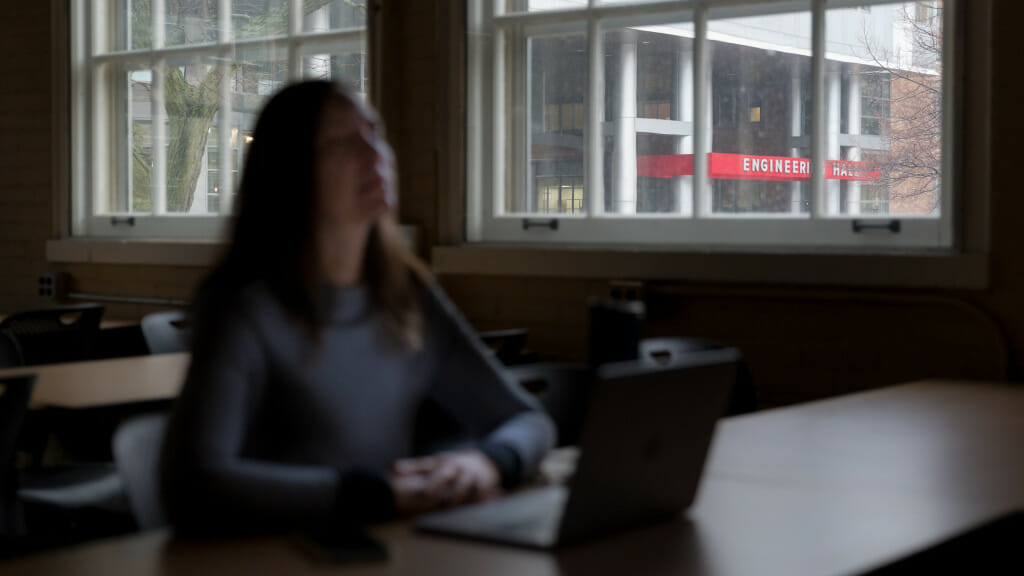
[205,80,427,349]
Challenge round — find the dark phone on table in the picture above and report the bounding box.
[293,526,390,564]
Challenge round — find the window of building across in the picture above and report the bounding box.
[71,0,369,239]
[466,0,953,249]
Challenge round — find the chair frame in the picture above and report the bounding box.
[1,375,35,536]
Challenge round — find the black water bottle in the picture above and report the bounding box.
[587,298,645,367]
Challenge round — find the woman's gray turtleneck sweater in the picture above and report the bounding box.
[160,280,556,533]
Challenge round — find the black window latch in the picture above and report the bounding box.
[852,219,900,233]
[522,218,559,231]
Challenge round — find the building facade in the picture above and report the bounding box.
[523,1,942,218]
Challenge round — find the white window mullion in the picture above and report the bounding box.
[217,62,233,214]
[674,41,695,217]
[585,9,604,216]
[612,30,638,215]
[693,4,710,217]
[86,3,106,224]
[522,34,532,213]
[153,0,165,49]
[126,78,135,215]
[810,0,826,219]
[846,66,862,215]
[92,3,115,217]
[508,17,527,213]
[152,0,167,215]
[940,0,956,239]
[218,0,233,215]
[506,0,528,215]
[790,60,804,214]
[289,0,303,81]
[492,22,507,217]
[466,0,491,240]
[825,62,841,213]
[72,0,90,235]
[152,61,168,216]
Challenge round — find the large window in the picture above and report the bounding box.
[71,0,369,238]
[467,0,953,249]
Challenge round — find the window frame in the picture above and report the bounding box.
[435,0,990,288]
[464,0,962,251]
[67,0,372,241]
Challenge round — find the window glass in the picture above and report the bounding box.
[467,1,951,248]
[507,0,588,13]
[305,0,367,32]
[708,9,812,215]
[606,25,695,215]
[827,3,943,216]
[524,33,585,214]
[128,69,155,213]
[162,0,220,46]
[73,0,370,237]
[232,0,289,41]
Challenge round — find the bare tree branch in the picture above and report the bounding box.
[856,2,943,211]
[130,0,356,212]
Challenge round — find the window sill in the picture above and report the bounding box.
[46,239,225,267]
[45,226,419,267]
[432,245,989,290]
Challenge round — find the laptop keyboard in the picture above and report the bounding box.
[491,514,560,539]
[416,485,568,544]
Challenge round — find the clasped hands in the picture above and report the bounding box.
[390,449,503,515]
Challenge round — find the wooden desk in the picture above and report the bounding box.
[705,379,1024,504]
[0,353,188,409]
[2,380,1022,575]
[0,315,135,330]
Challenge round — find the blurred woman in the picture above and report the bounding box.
[160,81,555,535]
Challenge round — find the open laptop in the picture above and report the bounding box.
[414,347,739,549]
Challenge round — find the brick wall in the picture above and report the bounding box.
[3,1,1024,408]
[0,2,54,313]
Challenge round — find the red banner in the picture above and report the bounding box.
[636,153,880,181]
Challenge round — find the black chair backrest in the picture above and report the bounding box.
[639,337,722,361]
[0,304,105,335]
[140,310,192,355]
[413,363,591,452]
[0,304,105,365]
[639,337,757,415]
[112,413,169,531]
[0,332,23,369]
[0,375,35,535]
[478,328,534,365]
[506,363,591,447]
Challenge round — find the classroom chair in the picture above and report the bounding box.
[112,413,168,531]
[639,337,757,415]
[0,304,105,365]
[506,363,591,447]
[140,311,191,355]
[0,375,34,537]
[0,332,23,368]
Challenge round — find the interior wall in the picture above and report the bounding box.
[1,1,1022,407]
[0,2,54,315]
[417,0,1024,408]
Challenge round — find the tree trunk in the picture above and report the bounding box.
[163,65,225,212]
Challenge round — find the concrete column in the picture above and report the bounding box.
[846,66,862,215]
[696,47,712,215]
[826,62,842,214]
[673,49,694,215]
[612,31,638,215]
[304,8,331,78]
[790,61,803,214]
